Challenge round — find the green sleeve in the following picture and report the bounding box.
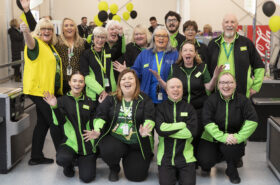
[234,120,257,144]
[170,127,192,139]
[251,68,265,92]
[205,122,229,143]
[160,122,186,132]
[143,119,155,129]
[27,38,39,60]
[93,118,106,132]
[203,67,211,83]
[121,35,126,54]
[85,75,104,95]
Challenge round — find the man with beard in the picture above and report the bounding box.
[164,11,185,51]
[207,14,264,98]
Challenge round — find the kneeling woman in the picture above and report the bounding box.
[198,73,258,184]
[44,72,97,183]
[84,69,155,182]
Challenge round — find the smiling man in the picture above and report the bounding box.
[164,11,185,51]
[207,14,265,98]
[155,77,197,185]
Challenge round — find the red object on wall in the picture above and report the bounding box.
[237,25,271,62]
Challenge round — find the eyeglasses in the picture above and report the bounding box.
[95,35,106,40]
[40,27,53,31]
[155,34,168,39]
[167,19,178,23]
[219,81,234,86]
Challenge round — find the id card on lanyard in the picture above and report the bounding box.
[223,42,233,71]
[122,99,133,135]
[92,48,110,87]
[67,46,74,76]
[155,52,165,101]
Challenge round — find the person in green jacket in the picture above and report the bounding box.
[197,73,258,184]
[155,78,197,185]
[44,71,97,183]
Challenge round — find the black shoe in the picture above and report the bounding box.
[236,158,243,168]
[28,157,54,165]
[63,166,75,177]
[225,167,241,184]
[108,170,119,182]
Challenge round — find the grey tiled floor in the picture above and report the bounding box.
[0,133,279,185]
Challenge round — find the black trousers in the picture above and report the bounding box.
[158,163,196,185]
[56,145,97,183]
[99,135,151,182]
[197,139,245,170]
[192,108,203,159]
[29,95,64,159]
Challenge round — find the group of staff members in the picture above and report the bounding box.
[19,0,263,184]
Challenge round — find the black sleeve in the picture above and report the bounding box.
[247,39,265,69]
[52,97,67,125]
[241,96,258,122]
[199,43,209,66]
[89,100,97,130]
[24,10,37,32]
[95,96,113,123]
[202,94,217,126]
[80,50,90,76]
[155,105,178,137]
[185,104,198,138]
[143,95,155,121]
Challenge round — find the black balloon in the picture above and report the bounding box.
[98,10,108,22]
[16,0,23,11]
[262,1,276,17]
[130,10,137,19]
[109,13,114,20]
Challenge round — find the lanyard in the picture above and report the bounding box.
[91,47,106,73]
[222,42,233,60]
[68,46,74,65]
[155,52,165,75]
[122,99,133,118]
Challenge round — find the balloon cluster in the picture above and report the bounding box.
[262,1,280,32]
[95,1,138,26]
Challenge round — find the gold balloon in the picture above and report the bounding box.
[94,15,103,26]
[98,1,109,11]
[110,3,118,14]
[126,2,134,12]
[122,12,130,21]
[113,15,121,22]
[269,16,280,32]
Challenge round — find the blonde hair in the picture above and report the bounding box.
[203,24,212,33]
[131,24,151,44]
[58,18,84,47]
[32,18,57,45]
[176,40,202,66]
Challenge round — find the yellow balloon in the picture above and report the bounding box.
[110,3,118,14]
[269,16,280,32]
[113,15,121,22]
[126,2,134,12]
[98,1,108,11]
[122,12,130,21]
[94,15,103,26]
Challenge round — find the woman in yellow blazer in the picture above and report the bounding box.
[20,18,63,165]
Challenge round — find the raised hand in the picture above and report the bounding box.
[213,65,225,78]
[98,91,108,103]
[20,22,30,33]
[149,69,161,81]
[83,130,101,141]
[139,123,153,137]
[20,0,30,12]
[113,61,126,73]
[43,91,57,107]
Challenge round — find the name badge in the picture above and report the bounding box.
[225,63,230,70]
[105,54,111,58]
[180,112,188,117]
[144,64,149,68]
[83,105,89,110]
[158,92,163,101]
[240,46,247,51]
[104,78,110,87]
[195,72,202,78]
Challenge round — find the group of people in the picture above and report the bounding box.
[17,0,265,184]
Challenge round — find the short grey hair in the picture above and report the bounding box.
[148,26,175,53]
[105,20,120,30]
[92,26,107,37]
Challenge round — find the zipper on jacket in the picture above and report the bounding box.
[134,98,146,160]
[171,102,177,166]
[225,100,229,132]
[180,66,197,103]
[76,100,87,155]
